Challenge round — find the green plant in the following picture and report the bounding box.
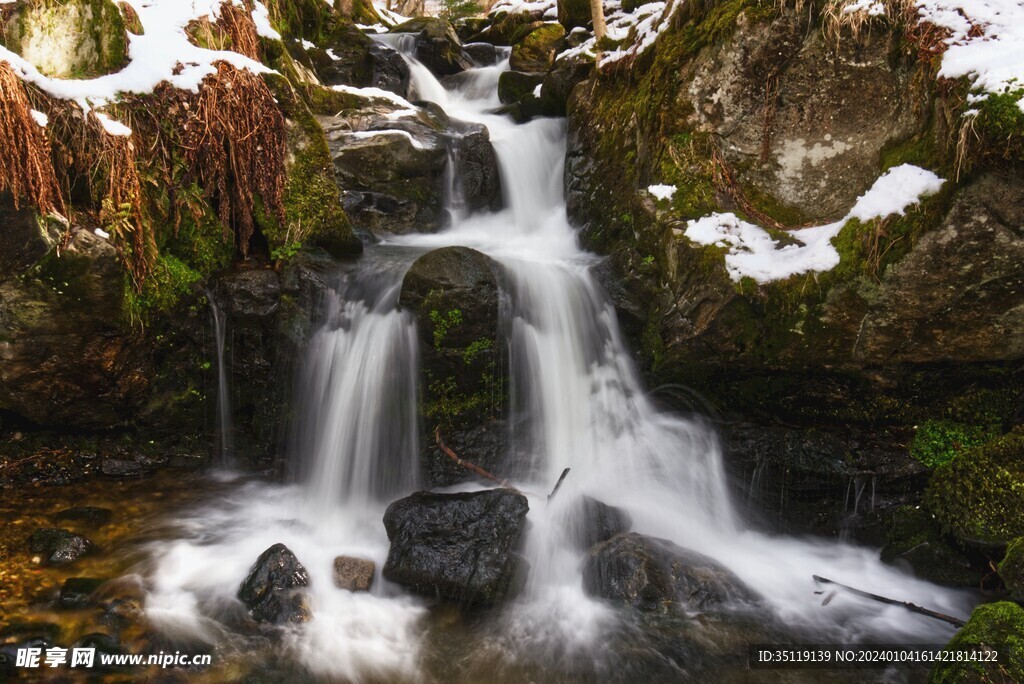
[270,241,303,262]
[440,0,480,20]
[910,419,993,468]
[429,307,463,350]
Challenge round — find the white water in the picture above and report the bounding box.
[141,38,977,681]
[205,289,233,463]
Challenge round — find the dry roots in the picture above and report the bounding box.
[0,61,65,215]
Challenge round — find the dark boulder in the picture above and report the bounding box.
[333,556,375,592]
[556,0,591,29]
[463,42,497,66]
[237,543,312,625]
[582,533,758,614]
[368,42,411,96]
[448,123,503,214]
[28,528,94,566]
[58,577,107,609]
[399,247,510,487]
[383,489,530,605]
[394,18,473,77]
[498,70,544,105]
[568,496,633,550]
[509,23,565,73]
[0,194,61,278]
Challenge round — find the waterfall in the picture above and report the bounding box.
[205,289,233,464]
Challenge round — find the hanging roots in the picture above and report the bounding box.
[0,61,66,216]
[187,1,261,61]
[178,61,286,255]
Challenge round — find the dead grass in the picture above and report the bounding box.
[186,0,261,61]
[0,61,66,216]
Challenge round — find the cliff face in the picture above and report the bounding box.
[564,0,1024,426]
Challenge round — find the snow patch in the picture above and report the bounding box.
[30,109,49,127]
[251,1,281,40]
[683,164,945,283]
[94,111,133,137]
[347,129,427,150]
[647,184,676,201]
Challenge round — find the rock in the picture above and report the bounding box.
[399,247,510,487]
[556,0,591,29]
[931,602,1024,683]
[539,54,591,115]
[54,506,113,527]
[568,496,633,550]
[323,115,450,235]
[998,537,1024,602]
[498,70,544,105]
[394,18,473,77]
[72,633,125,665]
[0,0,129,78]
[237,543,312,625]
[368,42,411,95]
[28,528,94,566]
[582,533,758,614]
[216,268,281,321]
[881,506,980,587]
[0,193,61,278]
[332,556,375,591]
[509,23,565,73]
[383,489,530,605]
[448,123,503,214]
[58,578,107,610]
[99,459,150,478]
[463,41,497,66]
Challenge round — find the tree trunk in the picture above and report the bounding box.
[589,0,607,41]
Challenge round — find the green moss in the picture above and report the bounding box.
[974,89,1024,161]
[510,23,565,71]
[929,602,1024,683]
[881,505,979,586]
[926,428,1024,547]
[124,254,201,327]
[999,537,1024,603]
[429,307,463,350]
[911,419,995,468]
[673,0,777,57]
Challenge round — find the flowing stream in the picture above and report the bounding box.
[142,40,978,681]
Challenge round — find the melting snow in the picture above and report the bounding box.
[29,109,48,127]
[683,164,945,283]
[347,129,427,150]
[93,111,133,137]
[251,1,281,40]
[647,184,676,200]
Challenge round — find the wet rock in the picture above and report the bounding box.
[0,635,56,678]
[323,115,449,235]
[238,544,312,625]
[582,533,758,614]
[999,537,1024,603]
[509,23,565,73]
[556,0,591,29]
[539,54,591,115]
[880,506,981,587]
[498,70,544,105]
[568,496,633,551]
[383,489,530,605]
[216,268,281,321]
[463,42,497,66]
[100,458,150,478]
[396,18,473,77]
[28,528,94,566]
[58,577,107,609]
[73,633,125,669]
[368,42,411,95]
[54,506,113,527]
[332,556,375,592]
[0,194,61,278]
[449,123,503,214]
[399,247,510,487]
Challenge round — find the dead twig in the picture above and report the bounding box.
[813,575,967,627]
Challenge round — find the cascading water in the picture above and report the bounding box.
[204,289,233,463]
[141,35,978,682]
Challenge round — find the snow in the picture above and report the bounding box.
[554,0,678,67]
[30,109,48,127]
[489,0,556,14]
[347,129,427,150]
[357,23,390,33]
[94,228,111,239]
[683,165,945,283]
[916,0,1024,111]
[532,83,543,97]
[330,84,419,119]
[251,1,282,40]
[93,111,133,137]
[647,184,676,201]
[843,0,886,16]
[0,0,270,111]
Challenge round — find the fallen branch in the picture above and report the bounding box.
[812,575,966,627]
[434,426,527,494]
[547,468,570,503]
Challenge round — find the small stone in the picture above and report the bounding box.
[58,577,107,609]
[27,528,94,566]
[238,544,311,625]
[332,556,375,592]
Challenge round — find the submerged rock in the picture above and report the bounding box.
[383,489,529,605]
[237,543,312,625]
[567,496,633,551]
[28,528,94,566]
[582,533,757,614]
[54,506,113,527]
[333,556,375,592]
[58,577,107,609]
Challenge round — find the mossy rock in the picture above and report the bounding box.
[509,22,565,73]
[926,428,1024,548]
[497,70,543,104]
[1,0,129,78]
[929,602,1024,683]
[556,0,590,30]
[911,420,996,469]
[881,506,980,587]
[998,537,1024,603]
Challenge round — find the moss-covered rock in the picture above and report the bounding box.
[509,22,565,73]
[556,0,590,30]
[926,428,1024,547]
[998,537,1024,603]
[880,506,980,587]
[399,247,510,487]
[0,0,129,78]
[394,17,473,77]
[930,602,1024,683]
[910,420,996,469]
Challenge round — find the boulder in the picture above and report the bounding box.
[582,533,758,614]
[333,556,375,592]
[383,489,530,605]
[509,23,565,73]
[539,54,591,115]
[28,528,94,566]
[0,194,61,278]
[394,18,473,77]
[568,496,633,551]
[237,543,312,625]
[557,0,592,30]
[463,42,497,66]
[931,603,1024,683]
[58,577,106,610]
[399,247,510,487]
[999,537,1024,603]
[498,70,544,105]
[368,42,411,95]
[448,123,503,214]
